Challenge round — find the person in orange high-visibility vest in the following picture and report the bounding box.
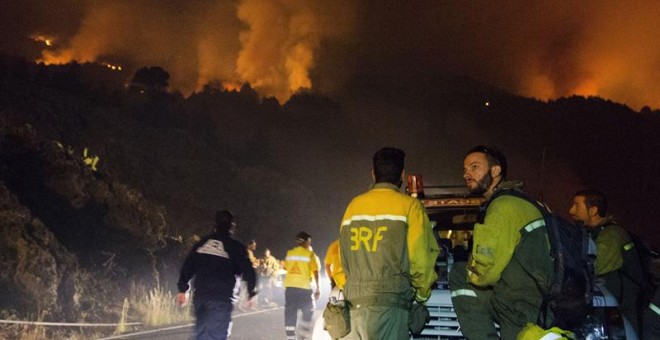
[283,231,320,340]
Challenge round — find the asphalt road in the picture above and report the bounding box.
[96,305,330,340]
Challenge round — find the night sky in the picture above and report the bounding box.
[1,0,659,110]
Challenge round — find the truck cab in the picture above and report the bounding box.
[408,183,483,339]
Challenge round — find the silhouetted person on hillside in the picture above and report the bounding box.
[177,210,257,340]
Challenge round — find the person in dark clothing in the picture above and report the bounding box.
[643,258,660,340]
[177,209,257,340]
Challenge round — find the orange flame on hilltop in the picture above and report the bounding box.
[20,1,660,109]
[222,81,243,92]
[30,34,54,47]
[28,1,355,102]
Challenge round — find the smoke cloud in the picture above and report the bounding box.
[1,0,659,108]
[21,0,354,102]
[337,1,660,110]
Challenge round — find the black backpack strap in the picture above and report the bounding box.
[478,188,545,222]
[478,188,526,222]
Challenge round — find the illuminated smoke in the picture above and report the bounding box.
[194,1,242,91]
[17,0,660,108]
[234,0,354,101]
[513,1,660,109]
[40,4,129,65]
[33,0,354,102]
[424,1,660,110]
[236,0,318,100]
[39,2,202,91]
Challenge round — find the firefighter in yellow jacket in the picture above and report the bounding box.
[339,147,439,339]
[324,239,346,290]
[283,231,320,340]
[449,145,554,340]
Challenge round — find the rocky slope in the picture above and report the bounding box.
[0,123,176,326]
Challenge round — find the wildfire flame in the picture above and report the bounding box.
[23,1,659,109]
[31,34,53,47]
[29,1,354,102]
[222,81,243,92]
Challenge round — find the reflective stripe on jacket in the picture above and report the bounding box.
[284,246,318,289]
[339,182,438,303]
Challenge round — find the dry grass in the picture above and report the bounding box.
[0,310,105,340]
[0,310,45,340]
[0,282,192,339]
[128,282,193,327]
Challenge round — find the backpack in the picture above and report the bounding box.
[481,188,594,332]
[618,228,658,309]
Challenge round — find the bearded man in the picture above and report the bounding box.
[569,189,647,335]
[448,145,554,340]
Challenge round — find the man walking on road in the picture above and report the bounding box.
[177,209,257,340]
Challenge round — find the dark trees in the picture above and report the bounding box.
[130,66,169,93]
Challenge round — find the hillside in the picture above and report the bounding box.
[0,123,183,338]
[1,56,659,334]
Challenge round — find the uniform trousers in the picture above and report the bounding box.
[193,299,233,340]
[285,287,314,339]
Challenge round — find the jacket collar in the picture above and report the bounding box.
[372,182,401,192]
[486,180,524,200]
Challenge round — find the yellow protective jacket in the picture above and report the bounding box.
[284,246,318,290]
[324,239,346,288]
[339,182,439,303]
[258,255,280,278]
[517,323,573,340]
[468,183,545,287]
[248,249,259,269]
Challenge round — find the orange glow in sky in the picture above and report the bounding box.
[15,1,659,109]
